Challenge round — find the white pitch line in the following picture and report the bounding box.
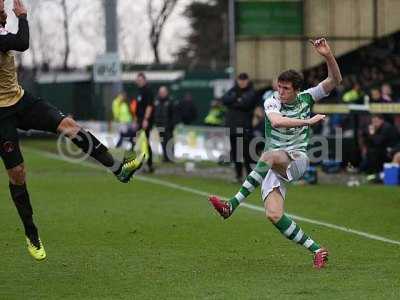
[134,176,400,246]
[25,147,400,246]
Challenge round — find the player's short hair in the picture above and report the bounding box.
[277,69,303,90]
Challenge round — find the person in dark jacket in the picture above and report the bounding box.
[222,73,257,182]
[135,72,155,172]
[154,86,175,162]
[176,93,197,125]
[360,114,399,174]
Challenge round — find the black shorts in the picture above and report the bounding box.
[0,92,66,169]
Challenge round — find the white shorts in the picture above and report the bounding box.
[261,150,309,201]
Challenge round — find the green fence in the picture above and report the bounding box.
[32,70,230,125]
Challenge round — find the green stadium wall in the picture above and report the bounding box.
[34,70,230,125]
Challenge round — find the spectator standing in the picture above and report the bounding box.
[176,93,197,125]
[222,73,257,182]
[252,106,265,157]
[112,92,136,149]
[135,72,155,172]
[360,114,399,174]
[154,86,175,162]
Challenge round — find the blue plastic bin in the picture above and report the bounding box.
[383,163,400,186]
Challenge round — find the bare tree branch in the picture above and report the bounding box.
[39,0,78,70]
[146,0,178,64]
[60,0,70,70]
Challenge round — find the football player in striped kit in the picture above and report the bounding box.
[209,38,342,269]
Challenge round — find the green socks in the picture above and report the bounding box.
[274,214,321,253]
[228,160,271,211]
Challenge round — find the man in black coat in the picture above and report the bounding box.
[176,93,197,125]
[135,72,155,172]
[222,73,257,182]
[360,114,399,174]
[154,86,175,162]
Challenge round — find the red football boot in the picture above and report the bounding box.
[313,248,329,269]
[208,195,232,219]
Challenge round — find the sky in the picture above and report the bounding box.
[4,0,194,68]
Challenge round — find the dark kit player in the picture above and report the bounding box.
[0,0,146,261]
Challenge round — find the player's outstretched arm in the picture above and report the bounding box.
[310,38,342,95]
[268,112,326,128]
[0,0,29,52]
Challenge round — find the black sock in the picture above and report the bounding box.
[71,130,121,173]
[9,182,38,237]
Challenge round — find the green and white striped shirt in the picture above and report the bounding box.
[263,84,328,153]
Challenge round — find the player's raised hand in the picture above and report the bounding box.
[0,0,4,12]
[309,38,331,57]
[13,0,27,17]
[307,114,326,126]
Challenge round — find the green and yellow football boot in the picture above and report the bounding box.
[26,235,46,261]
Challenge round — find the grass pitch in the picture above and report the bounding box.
[0,140,399,299]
